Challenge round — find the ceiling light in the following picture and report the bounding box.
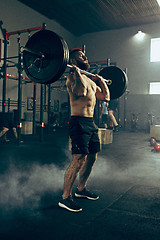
[135,30,145,41]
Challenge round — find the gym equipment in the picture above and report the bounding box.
[98,67,127,99]
[153,143,160,152]
[22,30,128,99]
[149,137,157,146]
[150,125,160,141]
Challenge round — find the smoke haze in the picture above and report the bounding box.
[0,153,153,209]
[0,163,65,209]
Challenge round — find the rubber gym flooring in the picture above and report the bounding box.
[0,128,160,240]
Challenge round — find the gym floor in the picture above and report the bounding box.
[0,128,160,240]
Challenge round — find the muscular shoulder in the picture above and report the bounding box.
[66,74,72,85]
[66,75,73,89]
[85,76,97,90]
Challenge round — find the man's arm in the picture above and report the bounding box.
[100,106,104,119]
[94,75,110,101]
[67,65,87,97]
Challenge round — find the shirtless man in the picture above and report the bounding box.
[58,49,110,212]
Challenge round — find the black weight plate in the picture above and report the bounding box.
[23,30,69,84]
[99,66,128,99]
[47,37,69,84]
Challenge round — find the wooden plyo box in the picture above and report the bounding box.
[69,128,113,151]
[150,125,160,140]
[98,128,113,145]
[21,121,33,135]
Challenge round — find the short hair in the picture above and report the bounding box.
[69,48,82,62]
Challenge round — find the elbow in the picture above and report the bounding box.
[105,97,110,101]
[103,91,110,102]
[104,94,110,101]
[106,92,110,101]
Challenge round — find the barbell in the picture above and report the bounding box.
[22,29,128,99]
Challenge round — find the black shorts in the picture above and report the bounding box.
[102,114,108,124]
[69,116,100,155]
[108,99,118,111]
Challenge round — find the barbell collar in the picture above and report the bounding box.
[20,46,45,58]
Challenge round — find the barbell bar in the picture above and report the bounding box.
[67,64,112,85]
[22,29,128,99]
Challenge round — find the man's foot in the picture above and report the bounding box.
[58,195,82,212]
[114,125,119,132]
[75,187,99,200]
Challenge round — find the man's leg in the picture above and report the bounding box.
[62,154,87,199]
[108,110,118,127]
[102,115,108,128]
[78,153,97,191]
[0,127,9,138]
[13,127,18,139]
[58,154,87,212]
[75,153,99,200]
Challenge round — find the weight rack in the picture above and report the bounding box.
[0,22,46,144]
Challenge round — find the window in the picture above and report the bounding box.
[156,0,160,7]
[150,38,160,62]
[149,82,160,94]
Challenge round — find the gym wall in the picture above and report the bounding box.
[77,22,160,130]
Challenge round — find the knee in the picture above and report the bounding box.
[72,154,87,170]
[108,113,112,118]
[77,157,86,169]
[108,111,114,117]
[72,161,83,173]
